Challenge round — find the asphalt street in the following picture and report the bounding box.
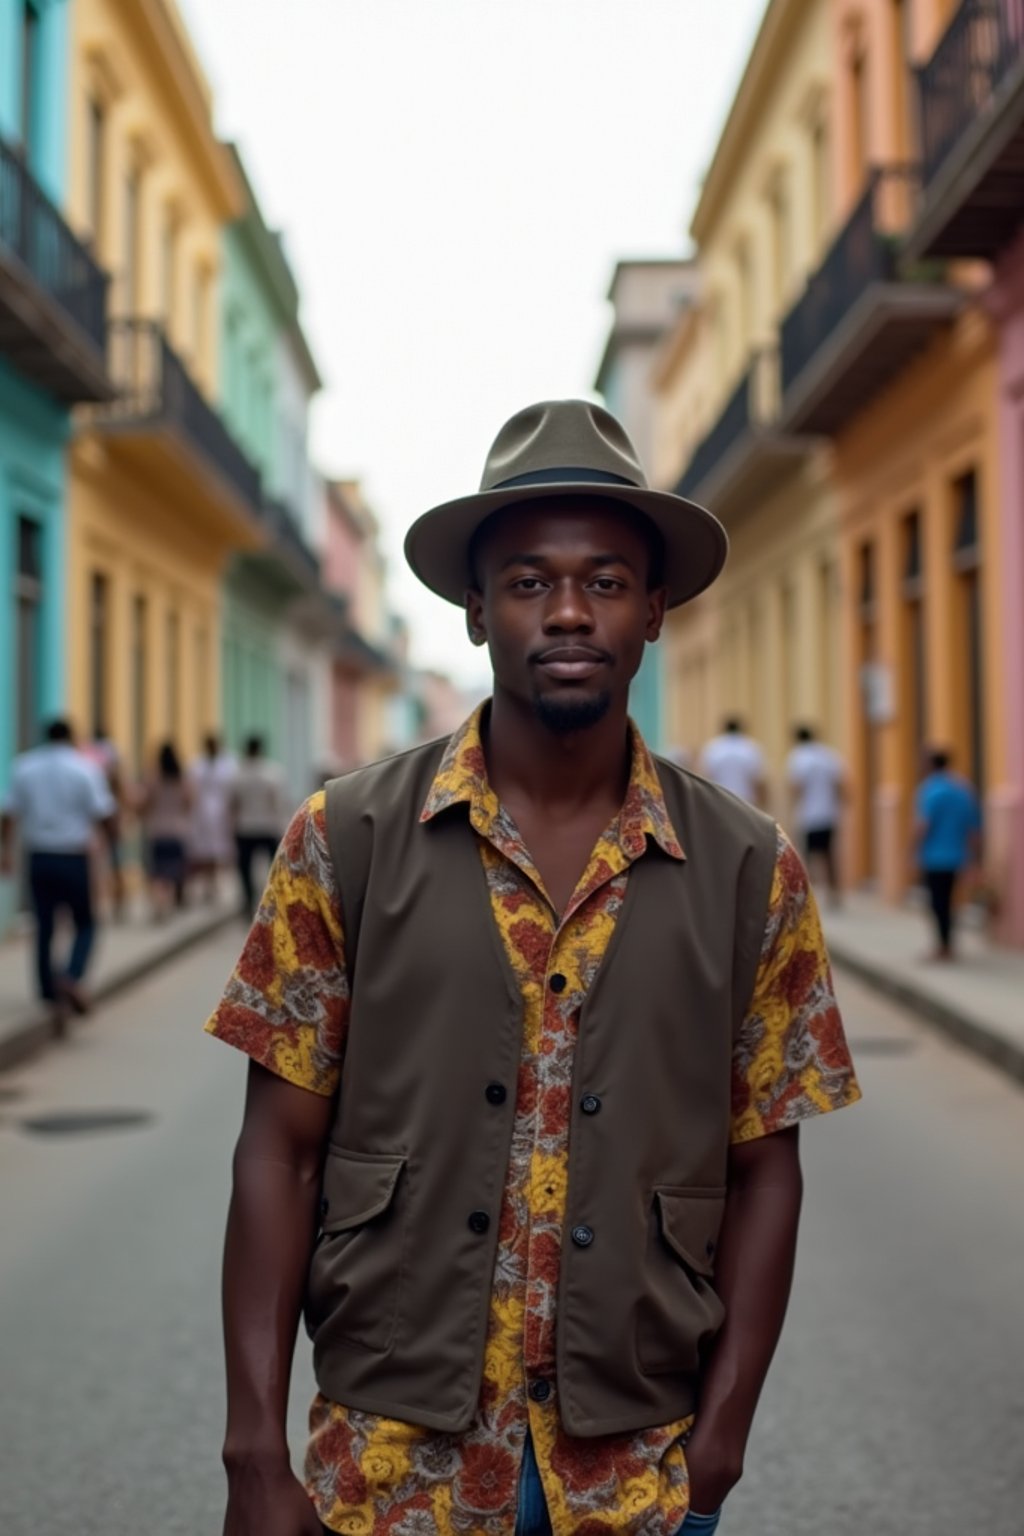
[0,927,1022,1535]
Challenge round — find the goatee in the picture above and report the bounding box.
[533,690,612,735]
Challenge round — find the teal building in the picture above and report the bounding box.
[0,0,111,929]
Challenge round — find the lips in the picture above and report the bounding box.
[534,647,609,680]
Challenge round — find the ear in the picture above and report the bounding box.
[465,590,487,647]
[645,586,668,643]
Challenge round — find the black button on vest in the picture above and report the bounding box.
[548,973,567,993]
[571,1224,594,1247]
[529,1379,552,1402]
[580,1093,601,1115]
[467,1210,490,1234]
[485,1082,507,1105]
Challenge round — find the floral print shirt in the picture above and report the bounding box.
[206,707,860,1535]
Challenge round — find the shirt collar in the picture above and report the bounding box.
[420,702,685,863]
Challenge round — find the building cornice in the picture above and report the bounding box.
[691,0,805,247]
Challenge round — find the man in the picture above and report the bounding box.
[81,724,127,919]
[913,747,982,961]
[700,719,767,808]
[786,726,846,906]
[231,734,290,917]
[0,719,116,1018]
[207,400,860,1536]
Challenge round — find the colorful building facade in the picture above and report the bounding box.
[653,0,844,817]
[595,258,697,750]
[0,0,112,933]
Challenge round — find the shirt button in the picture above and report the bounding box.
[529,1379,552,1402]
[485,1082,507,1105]
[467,1210,490,1235]
[571,1224,594,1247]
[580,1093,601,1115]
[548,973,567,993]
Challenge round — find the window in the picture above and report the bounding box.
[161,209,178,328]
[124,165,142,313]
[166,609,180,738]
[735,237,753,350]
[900,512,926,779]
[89,571,109,739]
[193,266,209,371]
[851,48,870,187]
[87,98,105,251]
[810,121,829,250]
[15,516,43,753]
[891,0,913,158]
[952,471,983,791]
[768,173,791,308]
[131,594,148,777]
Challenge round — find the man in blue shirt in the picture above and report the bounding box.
[913,749,982,960]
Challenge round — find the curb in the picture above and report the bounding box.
[0,905,239,1074]
[828,940,1024,1089]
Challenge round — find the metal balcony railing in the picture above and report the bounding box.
[102,320,262,509]
[0,133,108,351]
[263,494,321,586]
[676,349,780,499]
[918,0,1024,186]
[780,168,920,399]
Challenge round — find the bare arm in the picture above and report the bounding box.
[220,1060,334,1535]
[684,1125,803,1514]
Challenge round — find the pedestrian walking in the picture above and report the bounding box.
[206,399,860,1536]
[188,734,236,902]
[0,719,116,1019]
[786,725,846,906]
[138,742,192,921]
[913,748,982,961]
[81,724,127,919]
[699,717,767,807]
[231,734,289,917]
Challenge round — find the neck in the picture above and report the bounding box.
[484,686,631,810]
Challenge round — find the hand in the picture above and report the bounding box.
[223,1458,323,1536]
[683,1420,744,1517]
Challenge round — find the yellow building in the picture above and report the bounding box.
[815,0,1005,904]
[653,0,843,817]
[64,0,258,779]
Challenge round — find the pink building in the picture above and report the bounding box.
[322,480,394,769]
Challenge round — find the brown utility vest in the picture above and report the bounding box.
[305,735,777,1437]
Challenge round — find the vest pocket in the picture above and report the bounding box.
[306,1148,407,1352]
[637,1186,727,1375]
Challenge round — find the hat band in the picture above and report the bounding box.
[491,467,640,491]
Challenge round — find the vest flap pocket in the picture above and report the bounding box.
[320,1150,406,1234]
[654,1188,726,1278]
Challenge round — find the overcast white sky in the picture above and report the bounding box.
[178,0,766,685]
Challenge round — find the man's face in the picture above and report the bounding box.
[466,499,667,733]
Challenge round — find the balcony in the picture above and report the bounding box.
[674,349,814,522]
[0,133,112,402]
[779,168,961,436]
[91,320,262,541]
[908,0,1024,260]
[261,493,321,592]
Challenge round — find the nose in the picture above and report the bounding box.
[542,578,596,634]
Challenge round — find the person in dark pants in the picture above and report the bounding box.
[912,748,982,961]
[0,719,116,1019]
[231,734,290,917]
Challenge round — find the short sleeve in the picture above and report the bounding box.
[730,828,861,1144]
[205,791,348,1096]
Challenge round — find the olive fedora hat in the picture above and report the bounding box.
[403,398,728,609]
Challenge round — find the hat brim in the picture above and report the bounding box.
[404,483,728,609]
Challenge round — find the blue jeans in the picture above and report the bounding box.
[514,1434,723,1534]
[28,852,95,1001]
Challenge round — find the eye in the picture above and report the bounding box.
[511,576,547,592]
[590,577,624,593]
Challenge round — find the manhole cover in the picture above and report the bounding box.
[847,1037,918,1057]
[19,1109,155,1137]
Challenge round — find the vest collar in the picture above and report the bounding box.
[420,703,685,863]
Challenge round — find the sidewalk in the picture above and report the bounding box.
[823,890,1024,1086]
[0,885,242,1072]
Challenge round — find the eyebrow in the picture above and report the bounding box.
[498,551,638,572]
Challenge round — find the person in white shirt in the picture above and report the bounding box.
[700,718,767,807]
[189,733,238,902]
[786,725,846,904]
[231,735,291,916]
[0,719,116,1016]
